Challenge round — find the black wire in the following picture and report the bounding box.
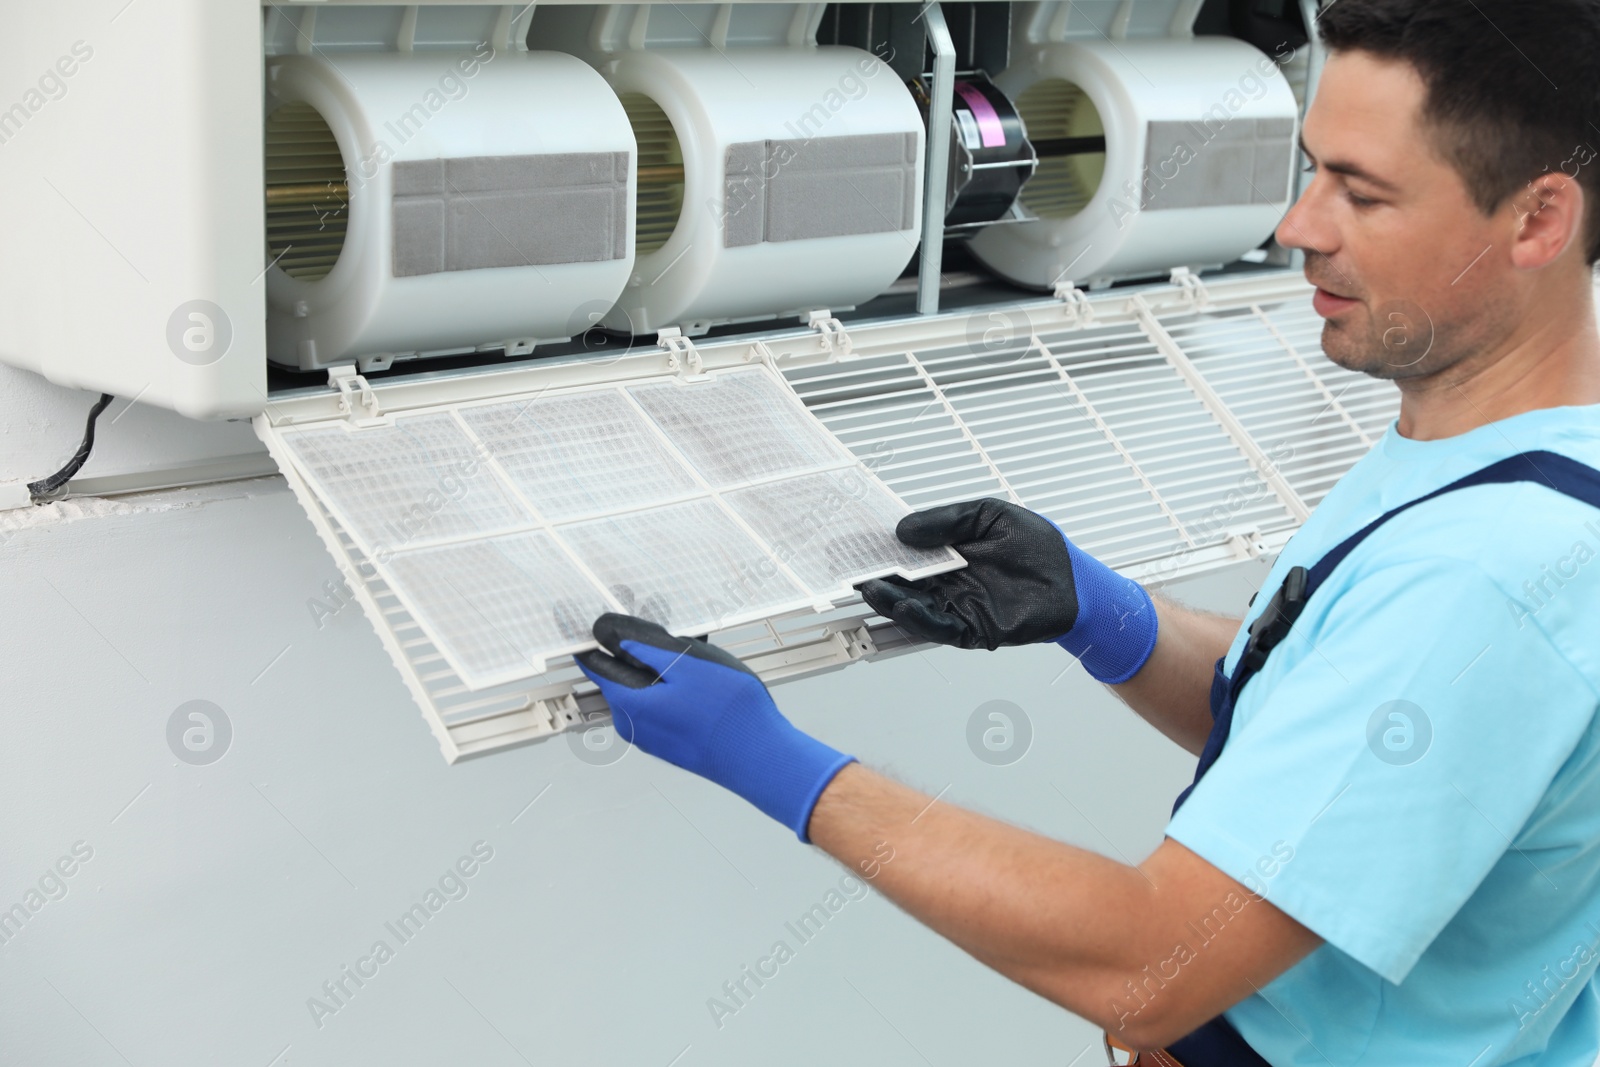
[27,393,115,503]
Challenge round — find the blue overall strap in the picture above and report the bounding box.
[1168,1014,1271,1065]
[1157,451,1600,1067]
[1173,450,1600,816]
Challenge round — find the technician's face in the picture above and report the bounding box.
[1275,50,1517,381]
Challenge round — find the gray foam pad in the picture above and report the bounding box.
[1140,117,1295,212]
[722,132,918,248]
[391,152,629,277]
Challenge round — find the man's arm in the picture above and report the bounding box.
[1109,596,1243,756]
[808,763,1322,1049]
[577,614,1320,1049]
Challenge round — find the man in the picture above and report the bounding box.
[577,1,1600,1061]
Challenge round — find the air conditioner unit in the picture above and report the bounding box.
[0,0,1397,761]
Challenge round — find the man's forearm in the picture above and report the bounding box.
[806,762,1320,1047]
[577,612,1319,1047]
[1110,596,1241,755]
[808,763,1159,1033]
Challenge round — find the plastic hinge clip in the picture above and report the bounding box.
[744,339,779,367]
[1051,280,1096,328]
[658,327,704,378]
[806,309,853,360]
[327,365,386,426]
[1169,266,1212,310]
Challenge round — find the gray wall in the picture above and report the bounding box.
[0,368,1270,1066]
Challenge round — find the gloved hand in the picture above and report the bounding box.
[574,613,856,843]
[858,498,1158,684]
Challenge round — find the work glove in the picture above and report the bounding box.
[574,613,856,843]
[858,498,1158,684]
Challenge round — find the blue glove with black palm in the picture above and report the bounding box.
[575,613,856,843]
[858,498,1158,684]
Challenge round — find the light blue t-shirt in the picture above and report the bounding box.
[1166,404,1600,1066]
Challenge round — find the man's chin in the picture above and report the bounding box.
[1320,327,1407,380]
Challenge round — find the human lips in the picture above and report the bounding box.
[1308,278,1361,316]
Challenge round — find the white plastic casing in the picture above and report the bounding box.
[594,46,924,335]
[266,51,637,371]
[972,37,1299,289]
[0,1,265,419]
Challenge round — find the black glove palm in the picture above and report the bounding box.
[858,498,1079,650]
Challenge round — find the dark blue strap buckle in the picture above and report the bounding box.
[1242,564,1308,672]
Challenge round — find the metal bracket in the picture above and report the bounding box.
[657,327,704,377]
[1052,279,1096,328]
[806,309,853,360]
[1170,266,1212,310]
[327,365,386,426]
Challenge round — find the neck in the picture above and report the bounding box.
[1396,272,1600,440]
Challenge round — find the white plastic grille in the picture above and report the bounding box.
[1037,320,1298,548]
[273,365,961,690]
[259,267,1399,762]
[786,313,1303,571]
[1156,275,1402,507]
[780,353,1008,509]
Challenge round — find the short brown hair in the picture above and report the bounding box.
[1318,0,1600,265]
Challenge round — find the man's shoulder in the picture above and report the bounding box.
[1315,417,1600,581]
[1339,476,1600,605]
[1332,440,1600,692]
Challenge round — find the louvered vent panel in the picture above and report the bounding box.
[910,332,1182,568]
[1047,321,1298,547]
[1159,276,1400,507]
[260,267,1400,763]
[782,354,1006,508]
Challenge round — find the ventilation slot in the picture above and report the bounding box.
[621,93,684,256]
[265,102,349,282]
[1015,80,1105,220]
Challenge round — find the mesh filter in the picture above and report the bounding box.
[274,365,963,690]
[384,532,612,688]
[628,370,852,487]
[460,391,700,521]
[252,267,1385,760]
[557,498,806,635]
[723,469,951,592]
[281,413,532,554]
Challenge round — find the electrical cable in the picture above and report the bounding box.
[27,393,115,503]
